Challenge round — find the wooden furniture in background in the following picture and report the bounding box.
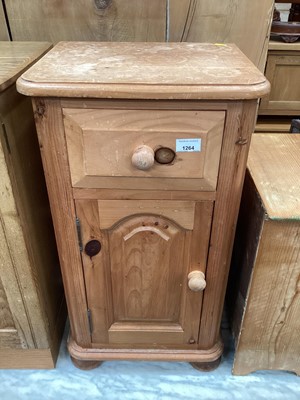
[17,42,269,370]
[228,134,300,376]
[0,3,9,40]
[168,0,274,71]
[0,42,66,369]
[3,0,166,42]
[2,0,273,70]
[259,40,300,115]
[255,116,293,133]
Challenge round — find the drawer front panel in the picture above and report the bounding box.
[64,108,225,191]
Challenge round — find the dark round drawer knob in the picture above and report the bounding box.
[85,240,101,257]
[155,147,176,164]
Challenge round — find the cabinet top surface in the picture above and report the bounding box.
[0,42,52,93]
[17,42,270,100]
[248,134,300,220]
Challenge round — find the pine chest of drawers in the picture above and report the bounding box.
[17,42,269,370]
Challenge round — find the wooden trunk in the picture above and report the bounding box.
[228,134,300,376]
[17,42,269,369]
[0,42,66,369]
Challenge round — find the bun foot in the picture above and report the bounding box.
[190,356,221,372]
[70,356,103,370]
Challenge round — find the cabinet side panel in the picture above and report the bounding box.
[32,98,90,347]
[198,100,258,349]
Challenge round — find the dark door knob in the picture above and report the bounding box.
[85,240,101,257]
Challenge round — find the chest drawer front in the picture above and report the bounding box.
[64,108,225,191]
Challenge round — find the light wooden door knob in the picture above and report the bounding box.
[188,271,206,292]
[132,145,154,170]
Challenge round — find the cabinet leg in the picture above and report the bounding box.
[70,356,103,370]
[190,356,221,372]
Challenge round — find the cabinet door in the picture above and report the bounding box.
[75,199,213,348]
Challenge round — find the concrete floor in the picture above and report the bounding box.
[0,324,299,400]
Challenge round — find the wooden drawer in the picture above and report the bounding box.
[64,108,225,191]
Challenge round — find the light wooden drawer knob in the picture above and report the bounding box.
[132,145,154,171]
[188,271,206,292]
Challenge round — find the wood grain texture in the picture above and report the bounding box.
[0,3,9,40]
[75,199,212,347]
[32,98,90,347]
[0,348,55,369]
[268,40,300,52]
[259,50,300,115]
[20,42,266,365]
[255,117,292,133]
[182,201,213,345]
[68,335,223,362]
[17,42,270,100]
[75,200,112,344]
[168,0,274,71]
[0,42,51,92]
[198,100,258,349]
[231,167,300,375]
[60,99,229,111]
[0,83,66,350]
[0,271,23,350]
[97,200,196,230]
[0,42,66,366]
[109,215,186,322]
[63,107,224,191]
[5,0,166,42]
[72,188,216,202]
[0,278,15,330]
[108,322,185,345]
[0,121,36,349]
[248,134,300,220]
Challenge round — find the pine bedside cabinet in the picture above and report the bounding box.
[17,42,270,370]
[0,42,66,368]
